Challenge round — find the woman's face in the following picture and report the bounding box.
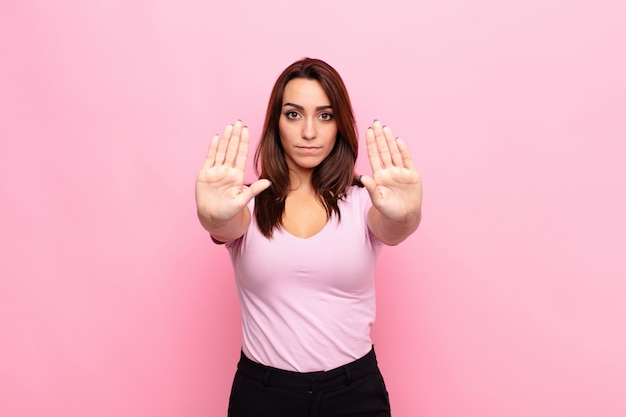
[278,78,338,174]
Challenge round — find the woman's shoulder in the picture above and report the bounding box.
[346,183,368,199]
[343,184,371,211]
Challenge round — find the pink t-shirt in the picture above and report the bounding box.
[226,186,383,372]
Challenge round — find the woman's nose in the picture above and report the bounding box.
[301,118,316,139]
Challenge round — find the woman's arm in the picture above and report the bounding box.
[367,205,421,246]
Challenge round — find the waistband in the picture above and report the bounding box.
[236,347,380,391]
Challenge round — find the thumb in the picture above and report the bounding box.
[359,175,377,196]
[242,178,272,200]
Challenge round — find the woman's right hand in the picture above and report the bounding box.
[195,120,271,230]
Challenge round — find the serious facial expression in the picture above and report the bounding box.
[279,78,338,174]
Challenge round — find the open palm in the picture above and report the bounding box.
[195,121,270,225]
[360,121,423,222]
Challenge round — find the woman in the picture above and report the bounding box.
[195,58,422,417]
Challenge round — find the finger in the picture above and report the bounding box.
[241,178,272,200]
[358,174,377,196]
[234,125,250,171]
[382,125,403,166]
[224,120,243,166]
[366,127,382,172]
[372,120,392,167]
[215,123,234,165]
[396,138,416,171]
[202,133,220,170]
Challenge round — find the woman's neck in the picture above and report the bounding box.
[287,168,314,194]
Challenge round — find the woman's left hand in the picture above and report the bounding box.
[360,120,423,223]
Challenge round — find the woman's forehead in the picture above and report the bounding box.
[282,78,331,107]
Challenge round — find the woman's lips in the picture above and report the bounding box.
[297,146,320,150]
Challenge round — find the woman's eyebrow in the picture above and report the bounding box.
[283,102,333,111]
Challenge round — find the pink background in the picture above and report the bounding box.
[1,1,625,416]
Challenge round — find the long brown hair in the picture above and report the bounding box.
[254,58,361,238]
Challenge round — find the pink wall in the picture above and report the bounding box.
[1,1,625,416]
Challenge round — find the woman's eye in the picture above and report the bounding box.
[319,113,334,121]
[285,111,300,119]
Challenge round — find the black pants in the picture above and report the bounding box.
[228,347,391,417]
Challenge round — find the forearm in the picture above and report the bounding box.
[198,207,251,243]
[367,206,421,246]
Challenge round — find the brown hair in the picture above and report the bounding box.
[254,58,361,238]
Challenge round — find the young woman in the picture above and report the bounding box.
[195,58,422,417]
